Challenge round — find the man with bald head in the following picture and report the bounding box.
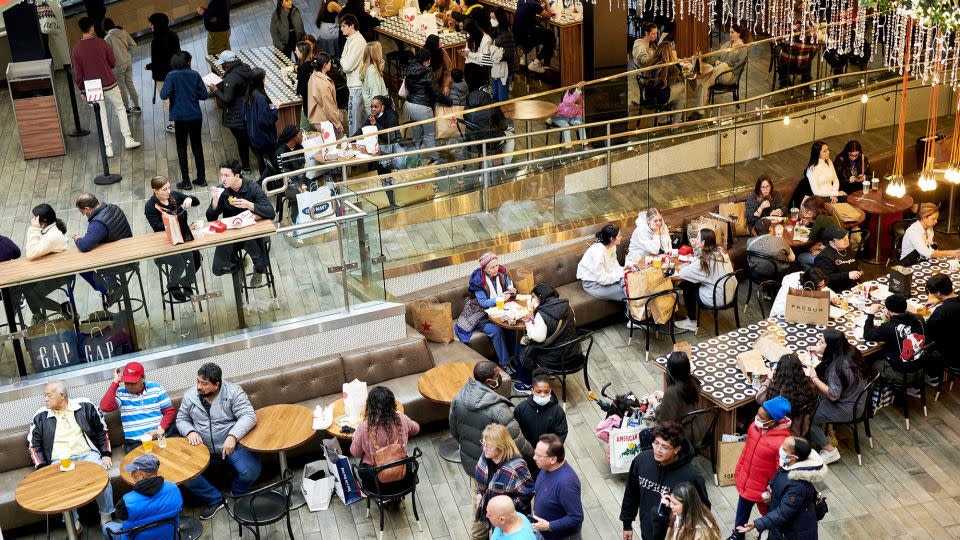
[486,495,537,539]
[28,381,115,531]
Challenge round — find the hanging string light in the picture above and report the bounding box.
[918,35,943,192]
[886,16,913,199]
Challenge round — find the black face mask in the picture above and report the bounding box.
[486,375,503,390]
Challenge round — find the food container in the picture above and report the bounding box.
[209,221,227,233]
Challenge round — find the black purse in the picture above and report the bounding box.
[814,491,829,521]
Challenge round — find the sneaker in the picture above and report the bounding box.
[199,501,224,520]
[675,319,698,333]
[906,386,922,398]
[249,271,265,288]
[925,375,940,387]
[104,146,114,158]
[176,180,193,190]
[165,123,176,133]
[192,178,209,187]
[127,106,141,114]
[500,363,516,375]
[240,167,253,176]
[819,447,841,464]
[124,138,141,149]
[528,59,545,73]
[513,382,533,395]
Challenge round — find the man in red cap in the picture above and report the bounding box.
[100,361,177,451]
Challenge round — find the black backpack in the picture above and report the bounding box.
[328,58,350,109]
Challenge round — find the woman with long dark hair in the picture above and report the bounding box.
[804,140,842,201]
[744,174,787,228]
[269,0,305,58]
[461,18,494,91]
[516,282,577,391]
[350,386,420,487]
[675,228,737,333]
[22,204,71,321]
[664,481,722,540]
[314,0,341,55]
[805,329,866,465]
[576,224,626,301]
[144,176,201,302]
[489,7,517,102]
[757,354,820,436]
[307,52,343,136]
[833,139,873,195]
[294,41,317,130]
[242,68,279,176]
[638,351,709,450]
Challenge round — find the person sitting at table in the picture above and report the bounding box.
[207,160,276,287]
[74,193,132,306]
[813,226,861,292]
[923,274,960,386]
[99,361,177,452]
[473,423,535,538]
[694,22,751,109]
[513,368,568,473]
[746,217,796,277]
[21,204,73,322]
[745,174,787,228]
[28,381,115,531]
[350,386,420,491]
[900,203,960,266]
[833,140,873,195]
[102,454,183,539]
[645,40,685,124]
[144,175,200,302]
[577,224,626,302]
[518,282,577,383]
[177,362,260,520]
[796,195,841,268]
[626,208,671,266]
[675,228,737,334]
[631,22,658,72]
[776,19,816,89]
[513,0,554,74]
[863,293,927,393]
[455,252,520,375]
[770,267,839,318]
[803,141,844,202]
[636,350,709,452]
[804,329,867,464]
[270,125,309,221]
[757,353,820,437]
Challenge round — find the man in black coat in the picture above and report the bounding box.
[208,50,253,174]
[147,13,181,133]
[924,273,960,385]
[863,293,927,389]
[620,422,710,540]
[812,227,861,292]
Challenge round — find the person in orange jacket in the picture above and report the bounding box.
[729,396,792,540]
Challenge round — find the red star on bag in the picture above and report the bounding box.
[421,321,432,331]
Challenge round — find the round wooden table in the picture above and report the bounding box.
[241,404,316,509]
[502,99,559,158]
[325,398,404,440]
[16,461,108,540]
[418,361,476,462]
[768,220,813,249]
[847,189,914,264]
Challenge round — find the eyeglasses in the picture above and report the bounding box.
[651,442,675,451]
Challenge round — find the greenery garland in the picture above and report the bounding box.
[859,0,960,29]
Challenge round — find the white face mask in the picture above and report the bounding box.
[490,18,499,27]
[532,395,551,406]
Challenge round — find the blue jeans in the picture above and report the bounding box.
[798,251,815,269]
[492,76,511,102]
[480,321,515,366]
[71,451,115,521]
[551,117,586,143]
[182,446,261,505]
[732,496,756,539]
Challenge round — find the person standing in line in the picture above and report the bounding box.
[242,68,279,177]
[208,50,254,175]
[146,12,181,134]
[530,434,583,539]
[360,42,388,115]
[339,14,367,136]
[198,0,232,56]
[160,51,209,189]
[71,16,141,158]
[293,41,317,131]
[315,0,342,56]
[103,18,140,114]
[270,0,305,58]
[307,52,344,136]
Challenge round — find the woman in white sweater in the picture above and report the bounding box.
[900,203,960,265]
[770,267,838,318]
[577,224,625,301]
[675,228,737,333]
[626,208,672,266]
[22,204,73,321]
[804,141,843,201]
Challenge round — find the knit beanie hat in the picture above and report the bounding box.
[762,396,791,422]
[479,252,498,269]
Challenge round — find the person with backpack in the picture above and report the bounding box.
[208,50,253,175]
[146,13,181,134]
[160,51,209,189]
[863,293,926,395]
[103,18,140,114]
[242,68,279,177]
[350,386,420,489]
[736,436,827,540]
[462,86,514,165]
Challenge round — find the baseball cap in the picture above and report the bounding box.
[215,50,238,65]
[124,454,160,473]
[119,361,145,383]
[823,226,849,242]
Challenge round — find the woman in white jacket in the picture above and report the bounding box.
[770,267,838,318]
[675,228,737,333]
[461,19,494,90]
[804,141,843,201]
[626,208,672,266]
[22,204,73,322]
[576,224,625,301]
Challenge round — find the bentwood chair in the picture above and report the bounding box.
[743,250,789,318]
[531,329,594,404]
[696,270,742,336]
[830,372,880,465]
[353,448,424,540]
[680,407,720,484]
[625,288,680,360]
[223,470,295,539]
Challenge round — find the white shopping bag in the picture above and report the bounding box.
[359,125,380,155]
[342,379,368,421]
[295,184,336,224]
[609,422,642,474]
[301,459,336,511]
[414,13,438,36]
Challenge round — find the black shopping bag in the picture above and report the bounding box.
[25,319,80,373]
[888,266,913,297]
[79,311,135,362]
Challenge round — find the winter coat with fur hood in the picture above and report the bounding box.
[754,452,827,540]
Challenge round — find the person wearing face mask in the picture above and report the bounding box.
[729,396,792,540]
[736,437,826,539]
[812,227,861,292]
[513,369,568,475]
[449,360,533,478]
[626,208,672,266]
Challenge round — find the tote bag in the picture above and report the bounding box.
[410,297,454,343]
[784,288,830,325]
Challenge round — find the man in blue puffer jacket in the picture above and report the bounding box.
[102,454,183,540]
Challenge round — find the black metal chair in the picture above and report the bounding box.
[743,250,789,318]
[696,270,742,336]
[849,227,871,262]
[104,517,181,540]
[708,58,748,105]
[886,218,917,266]
[100,264,149,317]
[352,448,424,540]
[829,372,880,466]
[878,351,929,431]
[533,329,594,404]
[239,239,278,301]
[935,352,960,401]
[625,288,680,361]
[155,253,203,322]
[679,406,720,484]
[223,469,295,540]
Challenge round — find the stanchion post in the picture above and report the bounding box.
[62,65,90,137]
[91,102,121,185]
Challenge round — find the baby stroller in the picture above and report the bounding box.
[592,383,663,472]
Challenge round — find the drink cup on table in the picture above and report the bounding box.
[141,434,153,453]
[496,296,505,310]
[871,177,880,191]
[60,457,72,471]
[157,433,167,449]
[790,208,799,224]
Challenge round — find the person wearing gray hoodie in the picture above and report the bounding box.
[626,208,672,266]
[450,360,533,476]
[103,19,140,113]
[177,362,260,520]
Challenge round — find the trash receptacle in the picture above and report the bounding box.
[6,59,65,160]
[916,133,946,169]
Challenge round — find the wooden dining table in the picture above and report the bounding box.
[418,361,476,462]
[16,461,108,540]
[847,189,915,264]
[240,404,317,509]
[503,100,560,159]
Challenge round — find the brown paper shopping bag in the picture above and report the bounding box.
[784,288,830,325]
[719,202,748,236]
[511,269,536,295]
[754,330,792,363]
[410,297,454,343]
[717,439,745,486]
[625,268,675,324]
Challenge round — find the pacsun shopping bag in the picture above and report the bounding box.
[410,297,454,343]
[784,288,831,325]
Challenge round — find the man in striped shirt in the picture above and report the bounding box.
[100,361,176,451]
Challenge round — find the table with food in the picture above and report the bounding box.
[206,46,301,132]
